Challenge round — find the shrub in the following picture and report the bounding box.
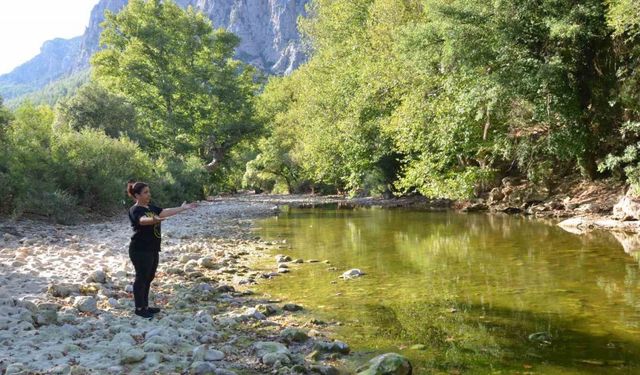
[151,155,208,206]
[51,128,153,212]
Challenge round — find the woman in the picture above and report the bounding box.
[127,181,196,318]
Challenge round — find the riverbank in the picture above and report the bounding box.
[0,199,381,374]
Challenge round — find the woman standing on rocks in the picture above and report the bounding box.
[127,181,196,318]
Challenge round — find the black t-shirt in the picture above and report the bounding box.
[128,204,163,252]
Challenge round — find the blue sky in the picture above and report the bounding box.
[0,0,100,75]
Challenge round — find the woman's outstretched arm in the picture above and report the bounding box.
[159,201,197,218]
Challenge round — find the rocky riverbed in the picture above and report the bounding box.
[0,197,411,375]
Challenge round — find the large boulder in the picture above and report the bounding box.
[357,353,412,375]
[613,195,640,221]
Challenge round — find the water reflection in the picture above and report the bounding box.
[255,208,640,373]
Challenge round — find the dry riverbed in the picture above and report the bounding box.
[0,197,376,375]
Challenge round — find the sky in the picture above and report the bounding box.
[0,0,100,75]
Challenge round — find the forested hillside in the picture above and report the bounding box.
[1,0,639,221]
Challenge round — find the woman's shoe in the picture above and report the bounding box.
[134,308,154,319]
[147,307,161,314]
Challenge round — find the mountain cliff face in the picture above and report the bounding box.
[0,0,309,101]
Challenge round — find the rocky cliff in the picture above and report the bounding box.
[0,0,309,101]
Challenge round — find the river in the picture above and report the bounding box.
[254,206,640,374]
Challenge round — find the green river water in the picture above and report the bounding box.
[253,206,640,374]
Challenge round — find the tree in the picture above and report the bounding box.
[56,82,140,141]
[92,0,259,168]
[258,0,628,198]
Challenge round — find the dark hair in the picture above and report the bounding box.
[127,181,148,198]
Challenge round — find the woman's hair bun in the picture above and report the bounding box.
[127,180,148,198]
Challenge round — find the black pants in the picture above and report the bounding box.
[129,248,159,309]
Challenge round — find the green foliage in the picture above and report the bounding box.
[607,0,640,38]
[257,0,629,197]
[51,128,153,211]
[55,82,141,142]
[151,155,208,206]
[0,102,156,221]
[92,0,259,165]
[599,121,640,188]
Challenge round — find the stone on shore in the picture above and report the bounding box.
[85,270,108,284]
[613,195,640,221]
[253,341,291,365]
[74,296,97,313]
[48,283,80,298]
[281,328,309,342]
[120,347,146,364]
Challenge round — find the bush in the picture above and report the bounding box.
[15,189,79,224]
[51,128,154,212]
[151,155,208,206]
[2,103,56,215]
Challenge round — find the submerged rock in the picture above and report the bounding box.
[313,340,350,354]
[275,254,292,263]
[282,303,303,312]
[340,269,365,279]
[356,353,412,375]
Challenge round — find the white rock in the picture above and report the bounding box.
[74,296,98,313]
[614,195,640,220]
[193,345,225,361]
[112,332,136,347]
[108,298,120,308]
[5,363,27,375]
[86,270,107,284]
[198,257,218,269]
[190,361,216,375]
[121,347,146,364]
[144,352,164,366]
[275,254,292,263]
[184,259,199,272]
[143,342,169,353]
[341,269,365,279]
[60,324,82,338]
